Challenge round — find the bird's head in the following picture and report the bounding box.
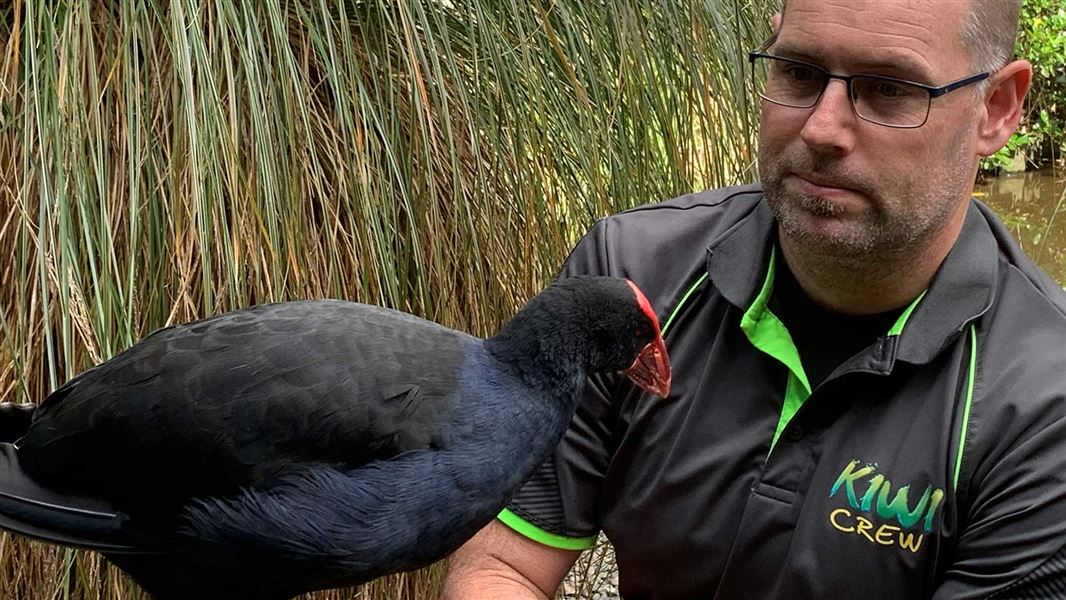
[574,277,671,398]
[491,276,671,399]
[620,279,672,398]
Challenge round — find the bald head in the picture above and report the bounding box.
[778,0,1021,73]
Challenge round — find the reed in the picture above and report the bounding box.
[0,0,772,597]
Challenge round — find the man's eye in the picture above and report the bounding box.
[875,81,906,98]
[784,66,816,82]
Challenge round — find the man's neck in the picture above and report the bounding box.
[777,212,967,316]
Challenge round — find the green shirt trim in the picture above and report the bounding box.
[952,324,978,490]
[887,291,927,336]
[739,247,812,451]
[662,273,709,335]
[497,508,598,551]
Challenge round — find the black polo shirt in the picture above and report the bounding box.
[500,184,1066,599]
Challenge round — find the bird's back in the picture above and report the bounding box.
[18,300,474,519]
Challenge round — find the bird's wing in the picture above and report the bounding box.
[18,300,474,514]
[0,443,155,554]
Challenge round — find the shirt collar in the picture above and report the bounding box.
[705,195,998,366]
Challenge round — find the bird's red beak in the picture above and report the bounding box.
[625,333,671,398]
[624,280,672,398]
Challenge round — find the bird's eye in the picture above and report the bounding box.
[635,323,653,339]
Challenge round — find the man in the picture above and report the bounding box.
[444,0,1065,598]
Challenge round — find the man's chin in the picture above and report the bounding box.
[772,205,878,257]
[767,189,847,226]
[795,194,848,219]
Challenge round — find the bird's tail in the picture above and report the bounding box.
[0,402,36,443]
[0,443,153,555]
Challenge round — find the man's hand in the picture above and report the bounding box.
[441,520,581,599]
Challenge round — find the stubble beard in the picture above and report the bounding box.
[759,133,974,261]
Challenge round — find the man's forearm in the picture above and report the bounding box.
[440,560,553,600]
[440,521,579,600]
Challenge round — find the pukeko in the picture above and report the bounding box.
[0,276,670,599]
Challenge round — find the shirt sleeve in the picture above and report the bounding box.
[932,385,1066,599]
[499,218,622,550]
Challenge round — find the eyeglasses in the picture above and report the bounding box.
[747,51,990,129]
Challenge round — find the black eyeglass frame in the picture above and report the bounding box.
[746,51,991,129]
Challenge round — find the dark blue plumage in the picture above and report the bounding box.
[0,276,670,599]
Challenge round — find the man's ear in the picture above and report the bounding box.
[976,60,1033,157]
[771,13,782,34]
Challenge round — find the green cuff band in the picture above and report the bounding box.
[497,508,598,551]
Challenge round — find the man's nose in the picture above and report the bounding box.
[799,79,857,156]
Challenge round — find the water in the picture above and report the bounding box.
[976,169,1066,284]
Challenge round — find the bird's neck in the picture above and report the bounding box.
[448,340,587,509]
[483,291,589,391]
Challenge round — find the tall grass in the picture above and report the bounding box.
[0,0,773,597]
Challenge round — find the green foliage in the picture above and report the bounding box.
[995,0,1066,171]
[1021,0,1066,157]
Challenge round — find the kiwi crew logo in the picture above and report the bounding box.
[827,459,945,554]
